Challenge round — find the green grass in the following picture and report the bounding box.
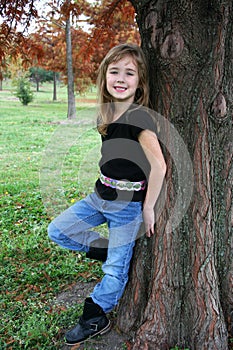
[0,81,103,349]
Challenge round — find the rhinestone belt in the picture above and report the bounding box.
[99,172,146,191]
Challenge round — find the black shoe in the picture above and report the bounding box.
[86,237,108,262]
[65,298,111,345]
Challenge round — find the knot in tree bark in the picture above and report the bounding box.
[160,31,184,59]
[211,92,227,120]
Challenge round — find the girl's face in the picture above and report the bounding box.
[106,55,139,104]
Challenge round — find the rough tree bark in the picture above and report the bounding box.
[117,1,233,349]
[65,6,76,119]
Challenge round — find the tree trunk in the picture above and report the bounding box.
[36,79,39,92]
[0,69,2,91]
[0,78,2,91]
[53,71,57,101]
[117,1,233,349]
[65,8,76,119]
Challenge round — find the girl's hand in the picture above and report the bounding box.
[143,206,155,237]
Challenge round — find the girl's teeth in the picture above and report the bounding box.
[115,87,126,92]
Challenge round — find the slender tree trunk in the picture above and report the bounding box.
[117,1,232,349]
[0,68,2,91]
[36,79,39,92]
[65,10,76,119]
[0,78,2,91]
[53,71,57,101]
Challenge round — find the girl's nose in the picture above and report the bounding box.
[117,73,125,83]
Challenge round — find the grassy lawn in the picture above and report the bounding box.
[0,81,104,349]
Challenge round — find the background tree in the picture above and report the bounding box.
[31,13,92,97]
[30,19,64,101]
[34,0,93,118]
[62,0,77,119]
[116,1,233,349]
[29,67,55,92]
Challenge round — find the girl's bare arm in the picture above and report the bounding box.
[138,129,167,237]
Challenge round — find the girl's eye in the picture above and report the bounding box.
[127,72,134,76]
[109,71,118,74]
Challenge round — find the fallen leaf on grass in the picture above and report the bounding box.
[6,338,16,345]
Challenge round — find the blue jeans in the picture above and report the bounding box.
[48,192,143,312]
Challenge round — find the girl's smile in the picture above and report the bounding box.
[106,55,139,104]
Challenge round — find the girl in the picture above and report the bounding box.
[48,43,166,345]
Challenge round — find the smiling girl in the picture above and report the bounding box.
[48,43,166,345]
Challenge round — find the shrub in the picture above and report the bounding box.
[14,76,34,105]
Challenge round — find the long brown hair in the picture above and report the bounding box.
[96,43,149,135]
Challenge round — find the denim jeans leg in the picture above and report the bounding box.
[48,193,106,252]
[90,201,143,313]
